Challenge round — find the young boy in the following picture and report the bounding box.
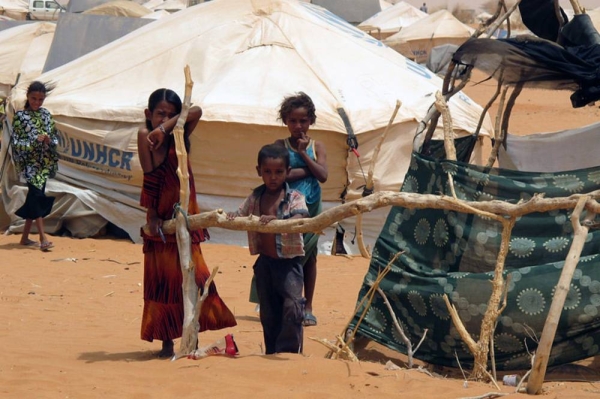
[228,144,309,354]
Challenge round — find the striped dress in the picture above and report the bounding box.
[139,140,236,342]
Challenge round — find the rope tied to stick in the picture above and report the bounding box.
[172,202,191,231]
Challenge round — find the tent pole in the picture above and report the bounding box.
[569,0,583,15]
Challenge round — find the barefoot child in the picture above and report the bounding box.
[137,88,236,358]
[228,144,309,354]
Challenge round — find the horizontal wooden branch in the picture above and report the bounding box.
[145,190,600,236]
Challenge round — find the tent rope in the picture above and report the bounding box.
[336,107,369,194]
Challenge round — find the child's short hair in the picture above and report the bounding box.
[278,92,316,125]
[258,144,290,169]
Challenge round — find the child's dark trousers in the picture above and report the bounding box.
[253,254,305,354]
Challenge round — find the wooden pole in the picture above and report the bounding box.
[354,100,402,259]
[526,196,594,394]
[172,66,199,359]
[569,0,583,15]
[482,0,522,39]
[365,100,402,193]
[145,190,600,236]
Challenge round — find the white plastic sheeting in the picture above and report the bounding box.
[0,22,55,98]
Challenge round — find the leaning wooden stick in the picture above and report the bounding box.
[526,196,594,394]
[373,285,428,368]
[434,91,457,197]
[171,266,220,360]
[443,217,516,381]
[171,65,200,359]
[569,0,583,14]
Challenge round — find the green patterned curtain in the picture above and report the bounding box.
[350,150,600,370]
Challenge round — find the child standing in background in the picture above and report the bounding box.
[275,92,327,327]
[12,81,59,251]
[229,144,309,354]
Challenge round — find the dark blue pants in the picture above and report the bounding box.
[253,254,305,354]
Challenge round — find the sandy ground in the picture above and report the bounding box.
[2,70,600,398]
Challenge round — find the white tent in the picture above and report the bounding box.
[0,0,27,20]
[384,9,475,63]
[3,0,492,251]
[358,1,427,39]
[0,21,55,98]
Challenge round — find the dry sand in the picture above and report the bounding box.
[2,70,600,398]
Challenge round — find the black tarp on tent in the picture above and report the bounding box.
[312,0,384,24]
[452,1,600,108]
[44,12,152,72]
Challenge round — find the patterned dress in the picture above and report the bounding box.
[139,139,236,342]
[11,108,58,219]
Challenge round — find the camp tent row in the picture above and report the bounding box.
[384,9,475,63]
[358,1,427,40]
[1,0,492,252]
[0,10,157,98]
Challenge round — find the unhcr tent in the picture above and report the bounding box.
[384,9,475,63]
[358,1,427,40]
[0,21,55,98]
[2,0,491,249]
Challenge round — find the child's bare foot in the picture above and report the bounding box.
[157,340,174,358]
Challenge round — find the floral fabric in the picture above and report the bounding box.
[11,108,58,189]
[351,150,600,371]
